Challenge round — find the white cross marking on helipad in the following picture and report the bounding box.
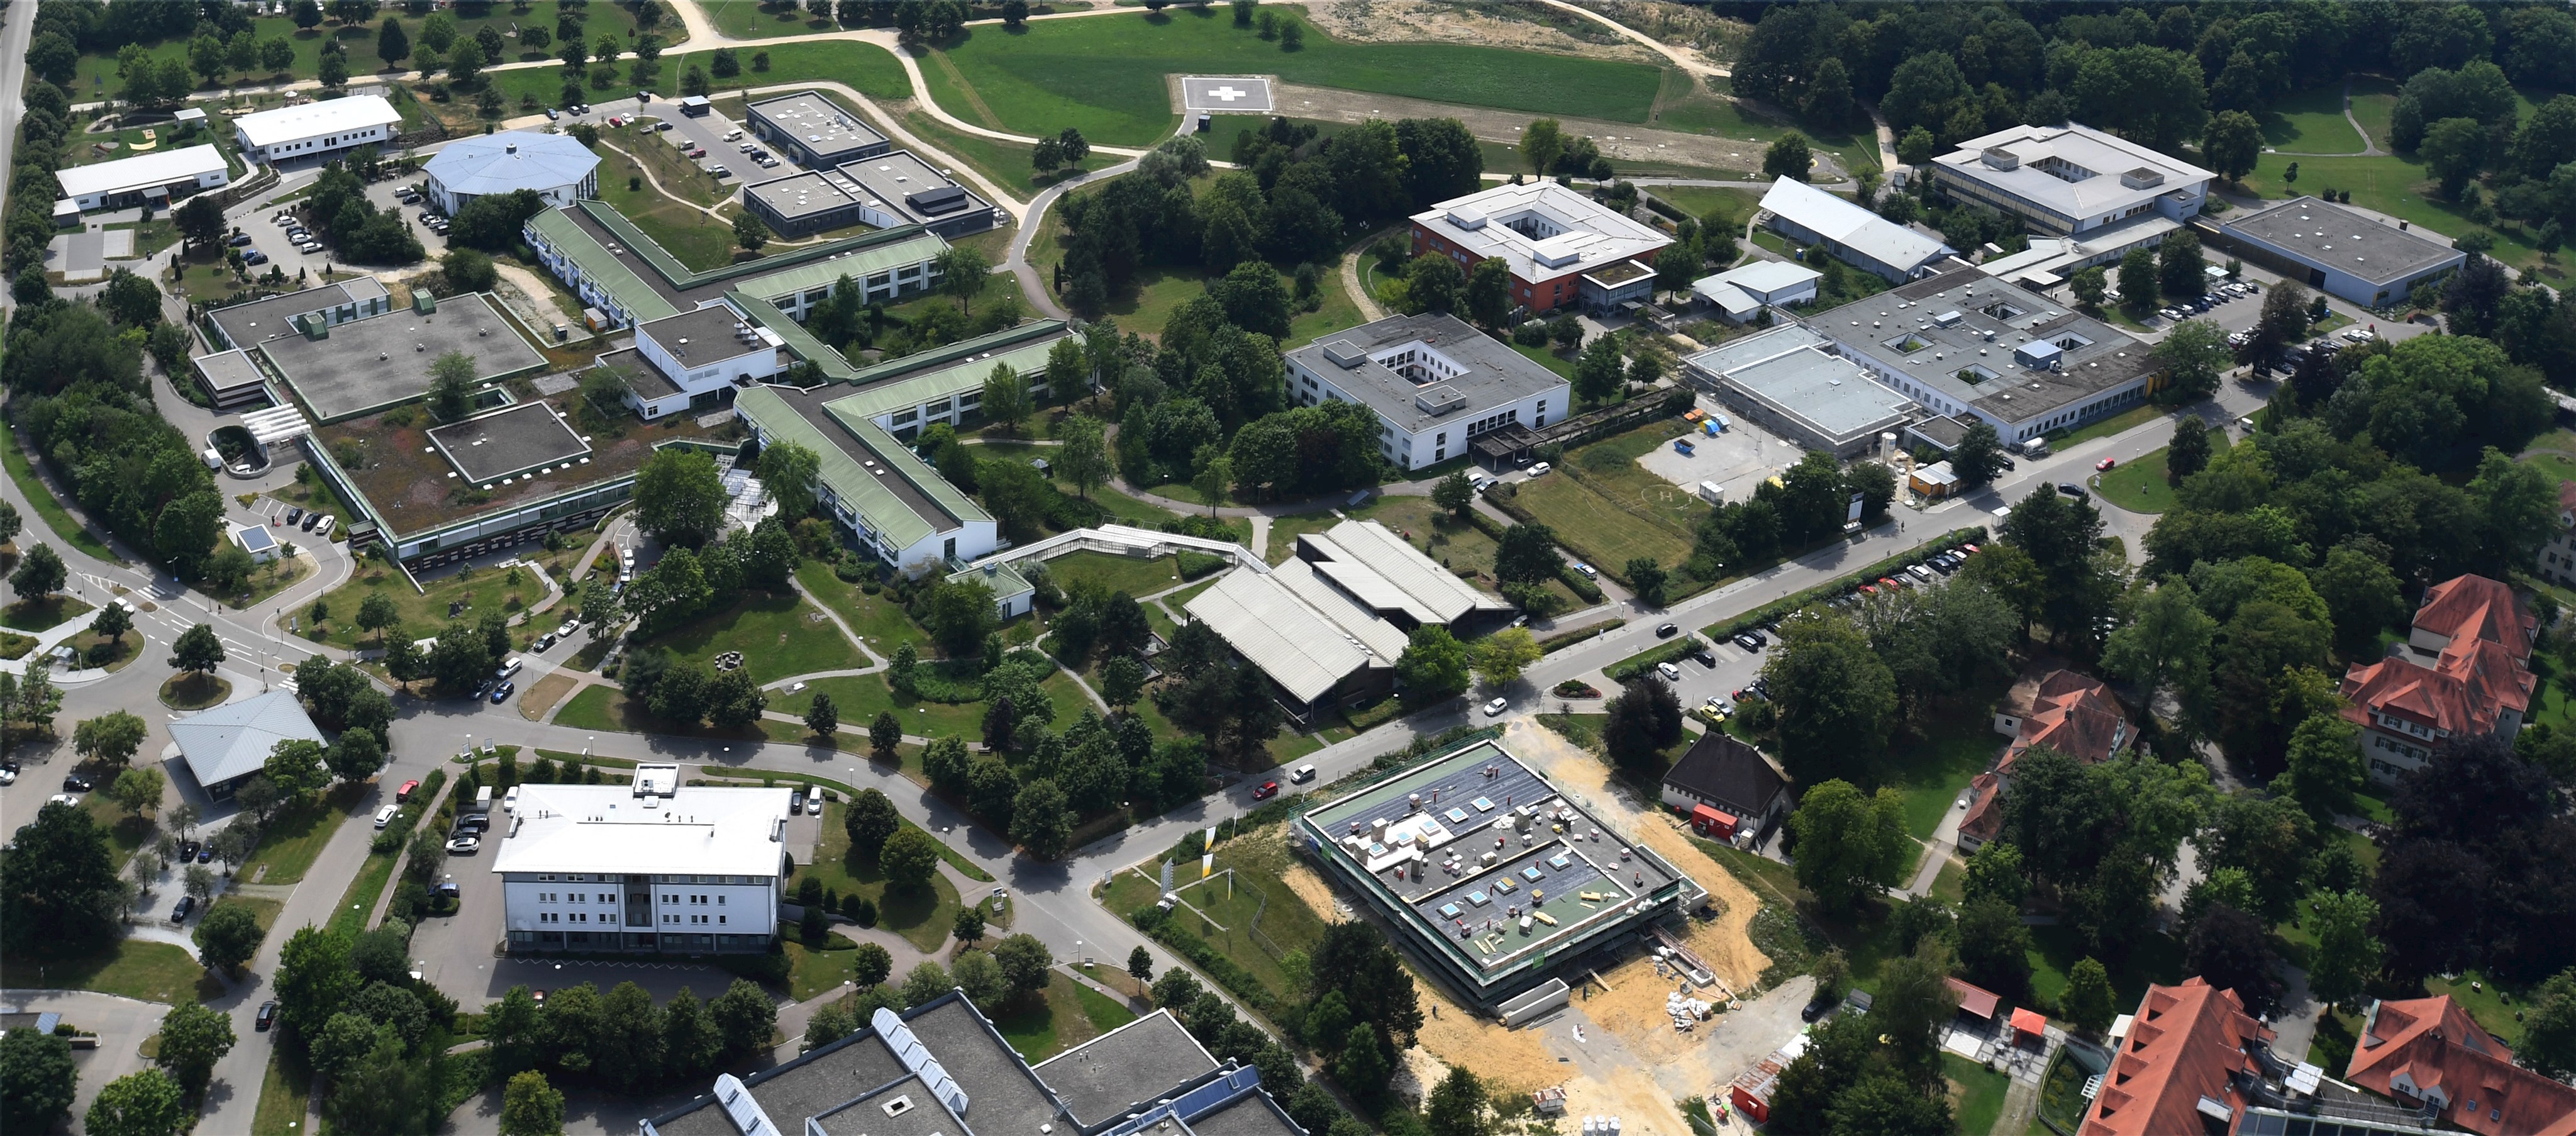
[1208,86,1249,102]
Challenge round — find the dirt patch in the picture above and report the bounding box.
[1555,1064,1693,1135]
[1267,82,1771,177]
[1306,1,1662,65]
[1501,720,1772,993]
[1279,860,1346,924]
[521,672,580,721]
[1409,969,1561,1098]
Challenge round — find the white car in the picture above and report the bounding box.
[446,835,482,855]
[0,769,14,786]
[1656,662,1682,681]
[1527,462,1552,477]
[48,793,78,807]
[556,619,580,639]
[1484,697,1508,716]
[374,805,397,829]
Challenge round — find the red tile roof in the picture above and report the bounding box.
[1958,771,2004,846]
[2342,577,2536,739]
[1949,977,2001,1020]
[1999,671,2132,775]
[2414,575,2535,655]
[2079,977,2272,1136]
[2346,996,2576,1136]
[2557,480,2576,520]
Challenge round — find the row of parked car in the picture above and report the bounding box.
[2160,279,2260,322]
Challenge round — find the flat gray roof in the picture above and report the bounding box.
[205,278,390,351]
[1285,313,1567,436]
[260,293,547,423]
[840,150,991,225]
[1185,1094,1306,1136]
[749,91,887,161]
[428,401,592,486]
[2222,196,2463,286]
[745,167,866,221]
[1685,324,1913,447]
[1300,740,1684,985]
[639,304,771,368]
[192,348,268,393]
[1807,270,2154,428]
[592,345,680,399]
[1031,1011,1216,1128]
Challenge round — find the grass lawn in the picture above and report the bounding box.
[1943,1053,2011,1136]
[796,561,926,655]
[328,851,404,938]
[483,38,911,109]
[1097,828,1326,1003]
[991,969,1131,1061]
[2026,921,2184,1017]
[250,1048,313,1136]
[931,7,1665,148]
[628,591,860,685]
[238,782,367,886]
[800,799,965,954]
[2426,971,2528,1049]
[1645,184,1763,227]
[0,594,94,633]
[1,420,119,562]
[2258,84,2367,154]
[62,628,145,672]
[2238,148,2560,281]
[1865,718,2002,840]
[704,0,838,38]
[1,940,208,1005]
[898,109,1052,201]
[1043,550,1189,597]
[552,685,773,741]
[774,674,988,740]
[158,673,233,711]
[2045,402,2169,450]
[2347,75,2401,148]
[1506,433,1702,578]
[300,562,553,650]
[2521,450,2576,486]
[2092,430,2224,515]
[596,146,741,272]
[1511,342,1577,379]
[66,2,645,94]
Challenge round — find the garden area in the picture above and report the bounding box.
[796,798,968,954]
[296,560,557,652]
[1097,823,1329,1007]
[622,591,854,687]
[990,970,1138,1062]
[235,782,369,886]
[1491,420,1709,584]
[2092,429,2226,515]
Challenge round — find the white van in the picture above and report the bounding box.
[504,785,522,813]
[494,657,523,682]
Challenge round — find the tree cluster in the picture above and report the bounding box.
[1689,452,1896,581]
[301,159,426,265]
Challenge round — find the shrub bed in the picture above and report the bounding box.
[1536,618,1625,653]
[1607,638,1706,684]
[1176,550,1228,581]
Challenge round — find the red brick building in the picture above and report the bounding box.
[2345,996,2576,1136]
[2338,574,2535,784]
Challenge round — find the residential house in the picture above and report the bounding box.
[2345,996,2576,1136]
[2338,574,2535,784]
[1658,730,1787,842]
[1957,671,2133,852]
[2079,977,2273,1136]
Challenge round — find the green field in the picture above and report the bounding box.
[702,0,838,39]
[1098,827,1327,1003]
[250,1049,313,1136]
[795,561,927,655]
[238,782,367,886]
[774,673,987,739]
[1645,185,1763,228]
[1043,550,1190,597]
[928,8,1666,148]
[300,562,553,652]
[2092,430,2225,515]
[800,799,966,954]
[1,940,208,1005]
[1504,426,1706,576]
[63,2,648,97]
[628,592,860,685]
[2044,402,2168,450]
[2347,75,2401,150]
[1943,1053,2011,1136]
[482,38,909,109]
[899,109,1050,201]
[992,969,1137,1061]
[2260,83,2367,155]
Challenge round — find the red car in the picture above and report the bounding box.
[1252,781,1279,801]
[2096,457,2118,471]
[396,779,420,802]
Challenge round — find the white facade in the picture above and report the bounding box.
[1285,348,1562,472]
[621,305,789,420]
[232,96,402,166]
[422,131,602,216]
[1924,123,2212,238]
[56,145,230,211]
[494,766,792,954]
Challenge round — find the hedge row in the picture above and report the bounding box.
[1606,637,1708,684]
[1177,550,1230,580]
[1536,618,1626,654]
[368,769,448,855]
[1697,527,1989,642]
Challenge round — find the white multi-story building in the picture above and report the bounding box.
[1282,313,1569,472]
[494,765,794,955]
[232,96,402,167]
[592,301,789,420]
[1923,123,2213,239]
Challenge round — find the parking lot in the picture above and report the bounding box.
[1633,391,1805,506]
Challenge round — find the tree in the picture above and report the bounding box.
[2117,246,2160,312]
[2305,889,2384,1015]
[1764,610,1897,785]
[1128,945,1155,984]
[1519,119,1565,179]
[1009,778,1075,859]
[8,542,64,601]
[355,591,401,645]
[1465,257,1513,328]
[1472,628,1541,688]
[1402,253,1463,316]
[1762,132,1813,182]
[992,933,1052,1000]
[273,925,358,1039]
[1395,626,1471,709]
[789,690,836,742]
[731,211,770,253]
[2070,265,2109,310]
[2151,318,2231,404]
[1424,1067,1491,1136]
[1955,897,2033,996]
[1786,779,1909,910]
[2187,904,2283,1016]
[195,901,263,973]
[635,447,726,547]
[2202,109,2263,183]
[1601,675,1682,769]
[1572,333,1623,405]
[169,623,225,681]
[1192,448,1232,515]
[2166,419,2212,486]
[1951,420,2006,486]
[1101,654,1146,710]
[426,348,476,422]
[2422,116,2490,198]
[1624,557,1668,606]
[86,1069,185,1136]
[152,1001,233,1100]
[1335,1023,1392,1099]
[2158,230,2211,302]
[78,710,151,769]
[881,826,940,891]
[2058,957,2118,1034]
[980,362,1032,434]
[1431,471,1474,518]
[501,1070,565,1136]
[2524,969,2576,1079]
[1962,840,2028,909]
[0,1028,77,1135]
[109,767,164,818]
[1057,415,1110,500]
[936,243,994,314]
[752,438,820,523]
[709,979,778,1058]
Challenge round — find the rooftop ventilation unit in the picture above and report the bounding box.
[1445,205,1488,230]
[1416,386,1467,416]
[1980,147,2021,171]
[2120,167,2167,190]
[1931,310,1963,328]
[1321,340,1367,369]
[907,185,970,216]
[874,1008,969,1116]
[714,1074,781,1136]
